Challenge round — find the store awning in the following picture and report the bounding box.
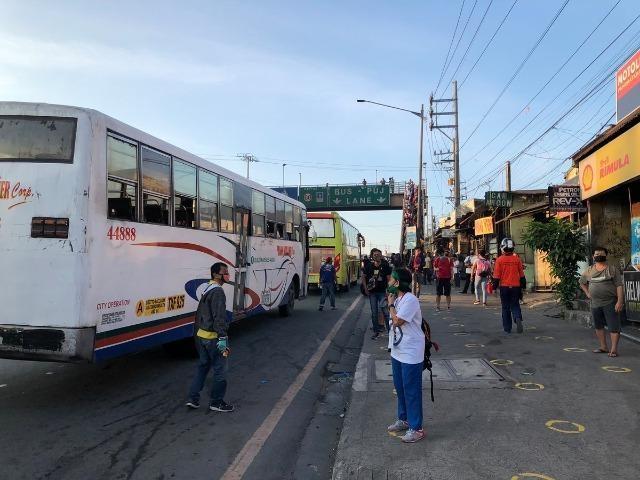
[495,201,548,224]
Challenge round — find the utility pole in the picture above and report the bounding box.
[417,104,425,243]
[282,163,287,188]
[505,160,512,192]
[238,153,257,179]
[453,81,460,208]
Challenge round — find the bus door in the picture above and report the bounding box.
[234,208,251,311]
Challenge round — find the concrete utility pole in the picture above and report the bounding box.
[505,160,512,192]
[453,81,460,208]
[239,153,257,179]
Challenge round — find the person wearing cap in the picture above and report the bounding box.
[492,238,525,334]
[319,256,337,311]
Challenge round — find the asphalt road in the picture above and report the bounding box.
[0,289,367,480]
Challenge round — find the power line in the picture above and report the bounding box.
[460,0,571,149]
[435,0,467,94]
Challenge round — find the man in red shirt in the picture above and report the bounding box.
[433,249,454,311]
[492,238,525,334]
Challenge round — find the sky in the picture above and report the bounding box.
[2,0,638,253]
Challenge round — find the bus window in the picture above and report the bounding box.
[198,169,218,231]
[285,203,293,240]
[220,177,234,233]
[107,136,137,221]
[276,199,285,239]
[173,159,196,228]
[266,195,276,238]
[252,190,265,237]
[0,116,77,163]
[293,206,301,242]
[311,217,335,237]
[141,146,170,225]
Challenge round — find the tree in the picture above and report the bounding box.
[522,218,587,309]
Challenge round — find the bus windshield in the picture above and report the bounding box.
[310,218,334,238]
[0,115,77,163]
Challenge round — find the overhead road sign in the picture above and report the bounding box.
[300,185,392,211]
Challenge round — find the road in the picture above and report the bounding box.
[0,289,367,480]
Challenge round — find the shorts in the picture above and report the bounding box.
[436,278,451,296]
[591,302,621,333]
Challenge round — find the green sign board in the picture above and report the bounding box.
[485,191,512,208]
[299,185,390,209]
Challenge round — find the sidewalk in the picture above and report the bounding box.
[333,285,640,480]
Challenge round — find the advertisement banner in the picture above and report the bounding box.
[405,226,417,249]
[548,185,587,212]
[632,202,640,271]
[474,216,494,236]
[579,121,640,199]
[623,271,640,322]
[617,49,640,122]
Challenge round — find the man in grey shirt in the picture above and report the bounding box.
[579,247,624,357]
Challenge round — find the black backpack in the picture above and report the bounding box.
[421,318,440,402]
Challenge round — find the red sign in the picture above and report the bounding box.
[617,49,640,99]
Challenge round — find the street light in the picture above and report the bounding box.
[356,98,425,244]
[282,163,287,188]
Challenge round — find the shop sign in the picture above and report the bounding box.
[623,271,640,321]
[579,121,640,199]
[441,229,457,238]
[632,202,640,271]
[405,226,417,249]
[617,49,640,122]
[548,185,586,212]
[474,216,494,235]
[485,191,512,208]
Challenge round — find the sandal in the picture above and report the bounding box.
[592,348,609,354]
[608,351,619,357]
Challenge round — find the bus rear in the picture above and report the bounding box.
[0,103,94,361]
[307,212,339,288]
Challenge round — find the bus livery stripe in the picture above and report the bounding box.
[95,314,196,349]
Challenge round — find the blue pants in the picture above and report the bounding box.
[499,286,522,333]
[320,282,335,307]
[369,292,390,333]
[188,337,228,405]
[391,357,423,430]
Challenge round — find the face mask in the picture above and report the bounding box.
[594,255,607,263]
[386,285,399,295]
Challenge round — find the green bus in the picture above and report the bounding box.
[307,212,363,291]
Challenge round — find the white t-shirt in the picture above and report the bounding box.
[389,293,425,365]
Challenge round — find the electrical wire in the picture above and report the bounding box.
[435,0,467,95]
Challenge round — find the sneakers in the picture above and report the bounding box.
[483,302,488,307]
[473,300,480,305]
[209,401,234,412]
[516,318,523,334]
[185,400,200,409]
[387,419,409,432]
[400,428,425,443]
[371,332,381,340]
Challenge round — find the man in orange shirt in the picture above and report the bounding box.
[492,238,525,334]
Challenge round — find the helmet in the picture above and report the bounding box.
[500,238,515,252]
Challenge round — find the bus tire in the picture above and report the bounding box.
[279,283,295,317]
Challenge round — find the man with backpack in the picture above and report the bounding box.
[186,262,234,412]
[433,249,454,311]
[492,239,526,334]
[472,250,491,306]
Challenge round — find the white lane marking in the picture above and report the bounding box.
[352,353,370,392]
[45,372,55,375]
[0,384,7,388]
[221,295,362,480]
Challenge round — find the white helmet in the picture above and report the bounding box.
[500,237,515,252]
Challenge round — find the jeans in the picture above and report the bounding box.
[319,282,335,307]
[188,337,228,405]
[454,272,461,288]
[369,291,390,333]
[391,357,423,430]
[475,277,488,303]
[499,287,523,332]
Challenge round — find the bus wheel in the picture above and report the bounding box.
[279,283,295,317]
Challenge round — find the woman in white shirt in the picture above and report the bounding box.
[385,268,425,443]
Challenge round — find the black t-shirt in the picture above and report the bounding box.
[363,260,392,293]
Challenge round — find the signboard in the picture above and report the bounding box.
[474,216,494,235]
[485,191,512,208]
[579,121,640,199]
[299,185,390,209]
[623,271,640,322]
[548,185,587,212]
[405,226,417,249]
[617,49,640,122]
[632,202,640,271]
[270,186,299,200]
[441,229,457,238]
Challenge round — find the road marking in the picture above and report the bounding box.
[563,347,587,352]
[602,366,631,373]
[534,336,554,341]
[352,352,370,392]
[449,323,464,327]
[511,474,556,480]
[221,296,362,480]
[490,359,514,366]
[453,332,469,336]
[515,382,544,391]
[45,372,55,375]
[464,343,484,348]
[0,384,7,388]
[524,326,537,331]
[545,420,585,434]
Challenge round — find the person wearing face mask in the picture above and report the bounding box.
[362,248,392,340]
[385,268,426,443]
[579,247,624,357]
[186,262,234,412]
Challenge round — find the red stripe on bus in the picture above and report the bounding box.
[307,213,333,219]
[95,315,195,349]
[132,242,235,267]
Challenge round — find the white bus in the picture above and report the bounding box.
[0,102,309,362]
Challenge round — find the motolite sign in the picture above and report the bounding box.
[548,185,586,212]
[617,49,640,122]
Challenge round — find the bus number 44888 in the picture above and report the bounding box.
[107,226,137,241]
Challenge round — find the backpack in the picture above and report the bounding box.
[421,317,440,402]
[477,259,490,277]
